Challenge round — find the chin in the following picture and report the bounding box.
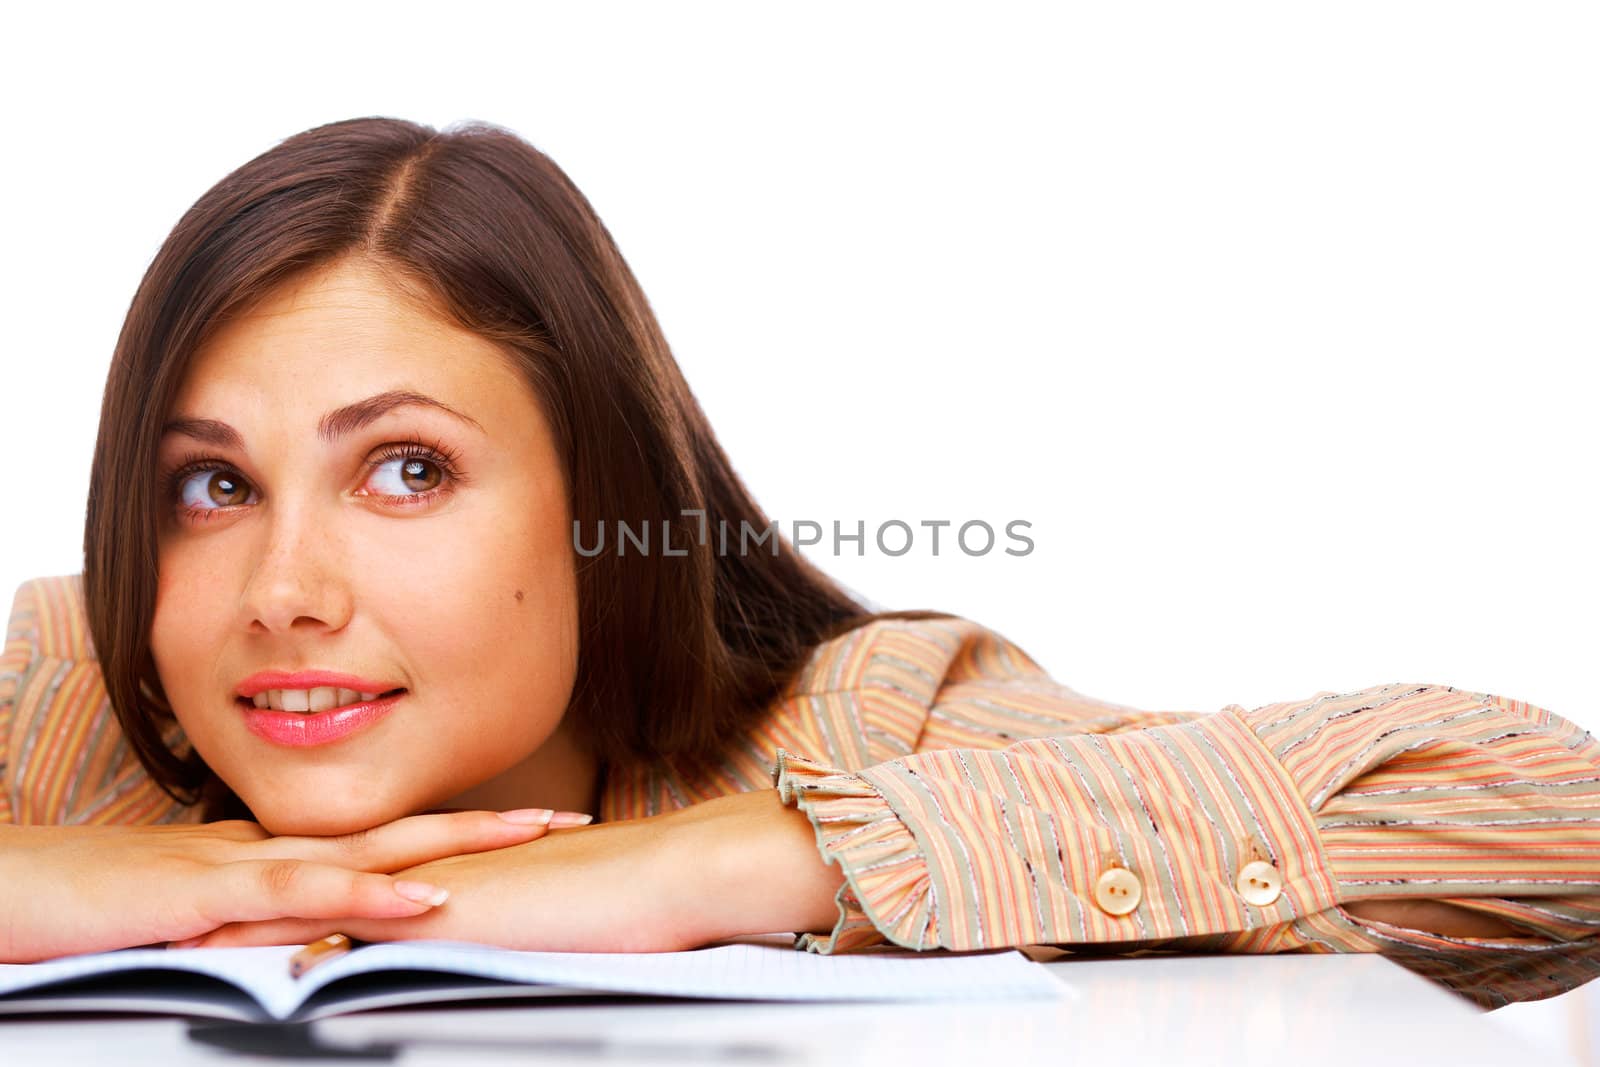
[247,797,411,838]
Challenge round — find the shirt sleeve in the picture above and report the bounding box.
[771,617,1600,1009]
[0,579,39,824]
[0,575,200,827]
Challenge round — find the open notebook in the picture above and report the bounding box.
[0,934,1068,1022]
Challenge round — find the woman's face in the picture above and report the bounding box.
[151,257,583,835]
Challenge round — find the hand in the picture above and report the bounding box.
[178,790,846,952]
[0,808,584,962]
[175,814,691,952]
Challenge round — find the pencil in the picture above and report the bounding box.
[288,933,354,978]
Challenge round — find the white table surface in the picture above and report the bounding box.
[0,950,1555,1066]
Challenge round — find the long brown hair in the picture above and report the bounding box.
[82,116,949,817]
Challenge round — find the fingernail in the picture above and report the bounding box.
[167,936,205,950]
[498,807,554,825]
[394,880,450,906]
[549,811,594,828]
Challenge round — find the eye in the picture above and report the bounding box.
[164,437,466,523]
[364,446,452,499]
[173,467,254,515]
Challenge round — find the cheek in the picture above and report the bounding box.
[401,491,576,653]
[150,542,256,764]
[372,500,578,731]
[149,556,227,705]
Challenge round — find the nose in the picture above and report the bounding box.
[238,499,354,636]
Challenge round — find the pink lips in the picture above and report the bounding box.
[240,692,405,747]
[235,670,404,699]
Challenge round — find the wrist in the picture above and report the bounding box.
[659,788,845,947]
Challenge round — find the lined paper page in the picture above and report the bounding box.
[0,935,1069,1020]
[298,937,1070,1010]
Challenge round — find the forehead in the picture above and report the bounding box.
[175,260,520,408]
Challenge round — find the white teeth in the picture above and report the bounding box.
[249,687,391,712]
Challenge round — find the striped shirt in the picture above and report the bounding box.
[4,574,1597,1009]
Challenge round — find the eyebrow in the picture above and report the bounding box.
[160,389,485,449]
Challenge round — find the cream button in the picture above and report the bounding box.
[1237,859,1283,906]
[1094,865,1142,916]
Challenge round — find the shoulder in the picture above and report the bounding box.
[774,612,1203,760]
[604,615,1027,813]
[600,613,1193,817]
[745,613,1059,769]
[6,573,96,663]
[1,574,200,826]
[783,612,1049,702]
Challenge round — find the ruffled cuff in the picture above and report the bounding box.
[770,748,939,954]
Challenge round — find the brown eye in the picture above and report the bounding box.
[362,442,461,507]
[396,457,442,493]
[403,460,441,492]
[206,471,250,506]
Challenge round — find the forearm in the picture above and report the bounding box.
[647,788,1530,949]
[659,787,845,946]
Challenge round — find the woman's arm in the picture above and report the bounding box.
[655,787,1524,946]
[728,682,1600,1009]
[656,788,847,944]
[0,812,573,962]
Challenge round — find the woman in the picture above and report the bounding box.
[1,117,1595,1011]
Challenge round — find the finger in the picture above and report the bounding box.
[251,809,574,872]
[187,907,448,949]
[199,859,452,926]
[206,819,272,843]
[184,918,364,949]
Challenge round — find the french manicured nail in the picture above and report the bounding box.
[498,808,555,825]
[394,880,450,906]
[167,936,205,950]
[549,812,594,828]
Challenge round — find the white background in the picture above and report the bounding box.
[0,2,1595,1051]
